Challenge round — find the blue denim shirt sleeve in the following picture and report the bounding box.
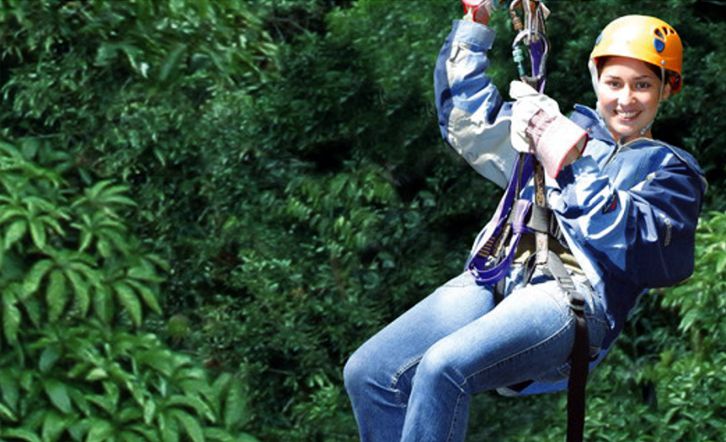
[551,143,706,289]
[434,19,517,189]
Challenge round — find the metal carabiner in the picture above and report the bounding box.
[509,0,550,91]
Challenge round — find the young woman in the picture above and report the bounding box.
[344,3,706,441]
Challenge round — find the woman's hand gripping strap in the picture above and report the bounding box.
[509,80,588,178]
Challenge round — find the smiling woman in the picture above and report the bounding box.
[344,6,707,442]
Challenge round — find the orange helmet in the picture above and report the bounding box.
[590,15,683,94]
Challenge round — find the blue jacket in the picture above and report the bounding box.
[434,20,707,352]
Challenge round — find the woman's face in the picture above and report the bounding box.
[596,56,671,143]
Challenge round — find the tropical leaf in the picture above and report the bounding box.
[4,219,27,250]
[127,260,164,283]
[38,344,62,373]
[0,428,42,442]
[22,296,42,327]
[78,228,93,253]
[85,367,109,382]
[144,399,157,425]
[2,290,22,346]
[127,279,162,315]
[86,394,117,415]
[165,394,215,422]
[28,217,47,250]
[0,207,25,225]
[0,370,20,412]
[170,408,205,442]
[40,214,66,236]
[68,387,92,417]
[0,401,17,422]
[97,238,113,258]
[0,141,23,158]
[115,282,143,326]
[43,378,73,414]
[160,412,181,442]
[103,227,132,255]
[117,404,144,423]
[76,180,137,210]
[93,284,114,324]
[65,269,91,317]
[22,258,54,298]
[24,196,56,213]
[222,377,248,431]
[84,419,114,442]
[202,428,237,442]
[41,410,71,442]
[46,270,68,322]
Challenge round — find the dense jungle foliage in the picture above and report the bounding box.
[0,0,724,441]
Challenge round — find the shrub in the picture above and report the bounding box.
[0,140,258,441]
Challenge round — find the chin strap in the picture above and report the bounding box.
[638,65,667,136]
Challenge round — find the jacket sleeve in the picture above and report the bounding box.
[434,19,517,189]
[551,151,706,288]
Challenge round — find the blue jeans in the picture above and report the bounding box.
[343,264,609,442]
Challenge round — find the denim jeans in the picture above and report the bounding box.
[343,264,609,442]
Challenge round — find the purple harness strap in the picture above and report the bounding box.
[467,154,535,286]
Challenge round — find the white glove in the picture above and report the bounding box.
[509,80,588,178]
[509,80,559,153]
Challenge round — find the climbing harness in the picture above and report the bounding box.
[466,2,590,441]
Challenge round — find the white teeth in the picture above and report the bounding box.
[617,111,638,119]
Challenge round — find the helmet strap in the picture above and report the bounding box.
[638,66,666,136]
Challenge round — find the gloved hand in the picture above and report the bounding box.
[462,0,501,24]
[509,80,588,178]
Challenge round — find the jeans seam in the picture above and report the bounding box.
[445,392,465,442]
[390,355,422,407]
[465,314,574,384]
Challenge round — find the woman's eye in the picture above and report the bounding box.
[636,81,652,90]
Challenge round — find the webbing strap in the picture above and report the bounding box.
[568,310,589,442]
[545,251,589,442]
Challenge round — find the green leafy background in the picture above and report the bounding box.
[0,0,723,440]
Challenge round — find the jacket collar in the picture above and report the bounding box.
[570,104,614,144]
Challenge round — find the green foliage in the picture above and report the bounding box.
[0,141,155,332]
[0,323,256,442]
[663,211,726,343]
[0,140,258,441]
[0,0,276,180]
[1,0,724,440]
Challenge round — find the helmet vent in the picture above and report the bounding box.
[654,38,666,53]
[653,28,667,53]
[654,27,676,38]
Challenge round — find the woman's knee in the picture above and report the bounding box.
[343,348,369,395]
[415,341,468,393]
